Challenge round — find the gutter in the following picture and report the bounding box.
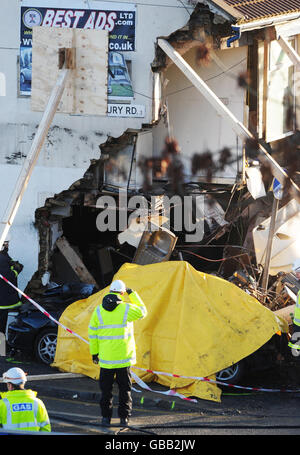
[227,11,300,47]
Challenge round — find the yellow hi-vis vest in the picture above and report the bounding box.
[288,290,300,351]
[0,389,51,432]
[88,291,147,369]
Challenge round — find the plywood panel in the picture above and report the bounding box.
[31,27,108,116]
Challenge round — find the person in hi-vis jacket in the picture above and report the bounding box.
[88,279,147,427]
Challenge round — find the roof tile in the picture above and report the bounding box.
[216,0,300,23]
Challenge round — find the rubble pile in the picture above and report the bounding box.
[24,131,299,322]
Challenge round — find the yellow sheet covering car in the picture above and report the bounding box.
[52,261,287,402]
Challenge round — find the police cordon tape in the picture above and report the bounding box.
[0,273,197,402]
[1,273,300,400]
[131,367,300,395]
[0,273,88,345]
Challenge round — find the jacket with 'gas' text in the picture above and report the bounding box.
[0,389,51,432]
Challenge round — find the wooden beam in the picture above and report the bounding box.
[0,68,70,250]
[261,196,279,297]
[262,40,269,140]
[0,373,85,383]
[157,38,300,199]
[56,236,98,288]
[0,28,108,250]
[27,373,85,381]
[58,48,76,70]
[278,36,300,68]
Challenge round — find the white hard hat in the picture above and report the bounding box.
[110,279,126,293]
[2,367,27,385]
[292,259,300,273]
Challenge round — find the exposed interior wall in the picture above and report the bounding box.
[152,44,248,184]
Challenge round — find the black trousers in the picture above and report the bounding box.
[0,309,9,334]
[99,367,132,419]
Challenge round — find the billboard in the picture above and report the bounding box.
[20,0,136,96]
[108,51,133,99]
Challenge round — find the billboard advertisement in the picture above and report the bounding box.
[20,0,136,97]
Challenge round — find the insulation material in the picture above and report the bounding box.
[245,166,266,200]
[52,261,287,402]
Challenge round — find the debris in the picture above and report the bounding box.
[55,236,99,289]
[133,225,177,265]
[253,199,300,276]
[274,304,295,326]
[245,166,266,200]
[53,260,288,402]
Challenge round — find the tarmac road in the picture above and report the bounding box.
[1,354,300,440]
[42,392,300,436]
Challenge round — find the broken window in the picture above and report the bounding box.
[101,133,137,189]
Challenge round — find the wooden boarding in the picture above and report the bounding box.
[0,28,108,250]
[56,236,98,288]
[31,27,108,115]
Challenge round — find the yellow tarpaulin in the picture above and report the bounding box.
[52,261,288,402]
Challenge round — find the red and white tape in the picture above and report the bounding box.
[1,273,300,397]
[0,273,88,345]
[131,366,300,394]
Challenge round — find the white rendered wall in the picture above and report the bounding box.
[0,164,87,290]
[0,0,191,290]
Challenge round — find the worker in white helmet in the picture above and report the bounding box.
[88,279,147,427]
[0,367,51,432]
[288,260,300,356]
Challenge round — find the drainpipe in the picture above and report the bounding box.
[226,12,300,49]
[227,26,241,48]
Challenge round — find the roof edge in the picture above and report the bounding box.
[238,11,300,30]
[203,0,244,21]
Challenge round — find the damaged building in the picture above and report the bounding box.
[1,0,300,320]
[0,0,190,289]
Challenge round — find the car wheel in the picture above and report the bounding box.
[216,361,245,385]
[34,328,57,364]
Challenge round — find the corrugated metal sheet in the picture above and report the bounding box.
[217,0,300,23]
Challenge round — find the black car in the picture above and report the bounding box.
[7,283,96,364]
[215,332,290,384]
